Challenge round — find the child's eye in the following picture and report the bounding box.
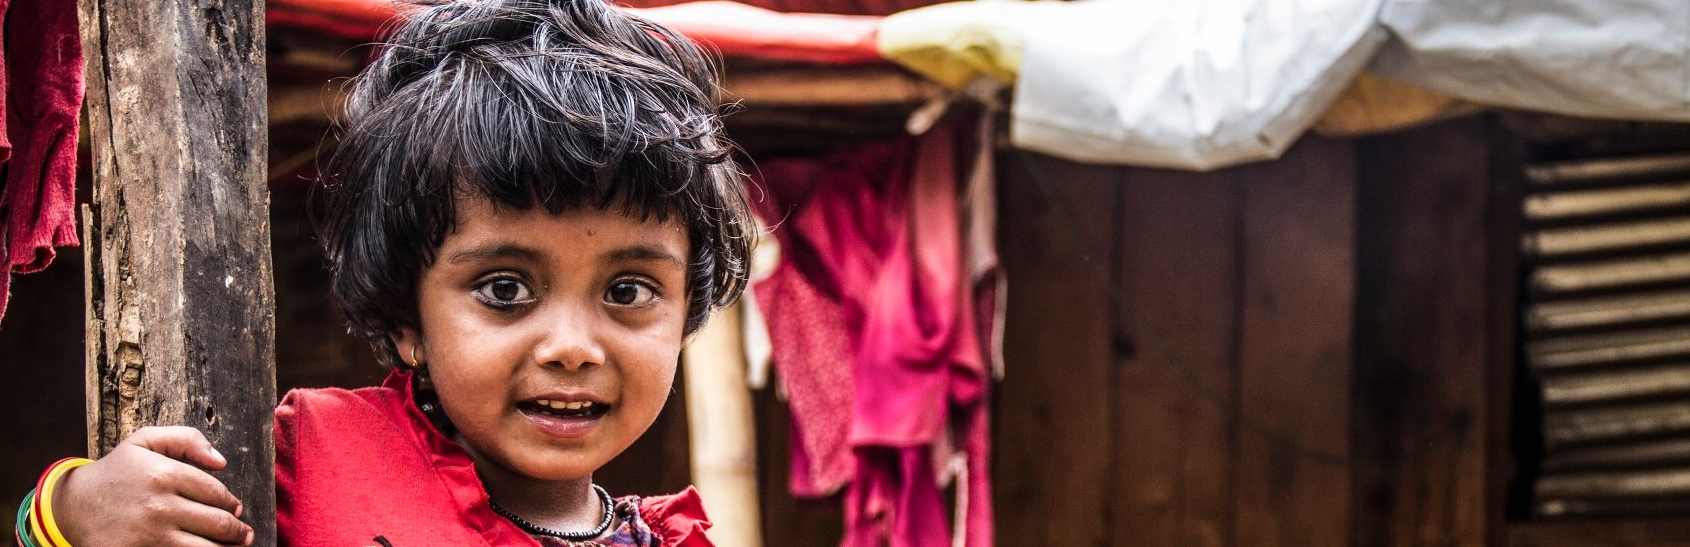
[474,277,535,307]
[604,280,658,307]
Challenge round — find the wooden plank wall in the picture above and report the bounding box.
[994,136,1364,547]
[1352,117,1506,547]
[1110,155,1238,547]
[988,119,1518,547]
[995,152,1123,545]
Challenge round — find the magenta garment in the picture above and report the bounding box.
[0,0,83,322]
[751,119,993,547]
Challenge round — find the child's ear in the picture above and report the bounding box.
[391,328,425,368]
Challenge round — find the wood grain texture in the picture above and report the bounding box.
[993,152,1120,546]
[1231,137,1356,547]
[1110,167,1241,547]
[1353,118,1496,547]
[79,0,276,544]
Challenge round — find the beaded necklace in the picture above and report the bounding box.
[489,484,616,541]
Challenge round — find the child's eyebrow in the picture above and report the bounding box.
[605,245,685,270]
[446,243,544,265]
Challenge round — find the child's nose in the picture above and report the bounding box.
[531,307,607,372]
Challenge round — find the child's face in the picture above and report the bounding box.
[394,197,689,481]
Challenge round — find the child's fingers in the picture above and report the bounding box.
[167,460,244,518]
[171,500,254,546]
[122,426,228,471]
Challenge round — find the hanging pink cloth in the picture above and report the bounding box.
[0,0,83,322]
[751,119,993,547]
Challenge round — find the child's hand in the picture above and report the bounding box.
[52,426,254,547]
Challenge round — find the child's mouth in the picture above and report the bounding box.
[518,398,612,439]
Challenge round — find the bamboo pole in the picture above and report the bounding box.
[1527,325,1690,371]
[78,0,276,544]
[1542,364,1690,407]
[1526,289,1690,332]
[268,64,939,125]
[1524,216,1690,257]
[1524,182,1690,221]
[722,66,941,106]
[680,302,764,547]
[1526,153,1690,186]
[1537,466,1690,499]
[1544,401,1690,448]
[1530,252,1690,294]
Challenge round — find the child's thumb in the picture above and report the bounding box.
[122,425,228,470]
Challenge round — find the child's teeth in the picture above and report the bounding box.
[532,400,598,412]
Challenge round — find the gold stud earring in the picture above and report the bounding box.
[410,346,424,368]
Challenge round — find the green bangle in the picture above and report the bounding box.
[15,489,40,547]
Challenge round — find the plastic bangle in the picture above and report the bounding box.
[24,490,50,547]
[29,459,63,546]
[34,458,91,547]
[15,489,40,547]
[27,494,51,547]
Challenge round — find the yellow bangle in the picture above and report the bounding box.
[27,496,52,547]
[37,458,92,547]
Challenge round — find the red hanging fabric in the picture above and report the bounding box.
[750,119,993,547]
[0,0,83,323]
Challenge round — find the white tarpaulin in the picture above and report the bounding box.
[1371,0,1690,122]
[1009,0,1386,170]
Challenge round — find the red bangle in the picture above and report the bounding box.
[31,458,92,547]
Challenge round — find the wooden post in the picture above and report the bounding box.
[681,302,765,547]
[79,0,275,545]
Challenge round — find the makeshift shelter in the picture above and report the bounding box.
[8,0,1690,546]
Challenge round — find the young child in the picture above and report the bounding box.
[30,0,749,545]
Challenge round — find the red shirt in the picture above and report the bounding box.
[275,371,711,547]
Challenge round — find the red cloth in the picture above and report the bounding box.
[267,0,886,64]
[0,0,83,322]
[750,119,992,547]
[275,370,713,547]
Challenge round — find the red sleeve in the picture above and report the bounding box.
[637,487,713,547]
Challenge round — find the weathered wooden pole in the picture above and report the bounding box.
[78,0,275,544]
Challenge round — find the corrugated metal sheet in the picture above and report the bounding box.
[1523,151,1690,518]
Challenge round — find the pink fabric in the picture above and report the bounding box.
[751,119,993,547]
[275,370,713,547]
[0,0,11,165]
[0,0,83,322]
[754,261,856,496]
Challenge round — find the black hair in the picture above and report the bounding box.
[317,0,751,367]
